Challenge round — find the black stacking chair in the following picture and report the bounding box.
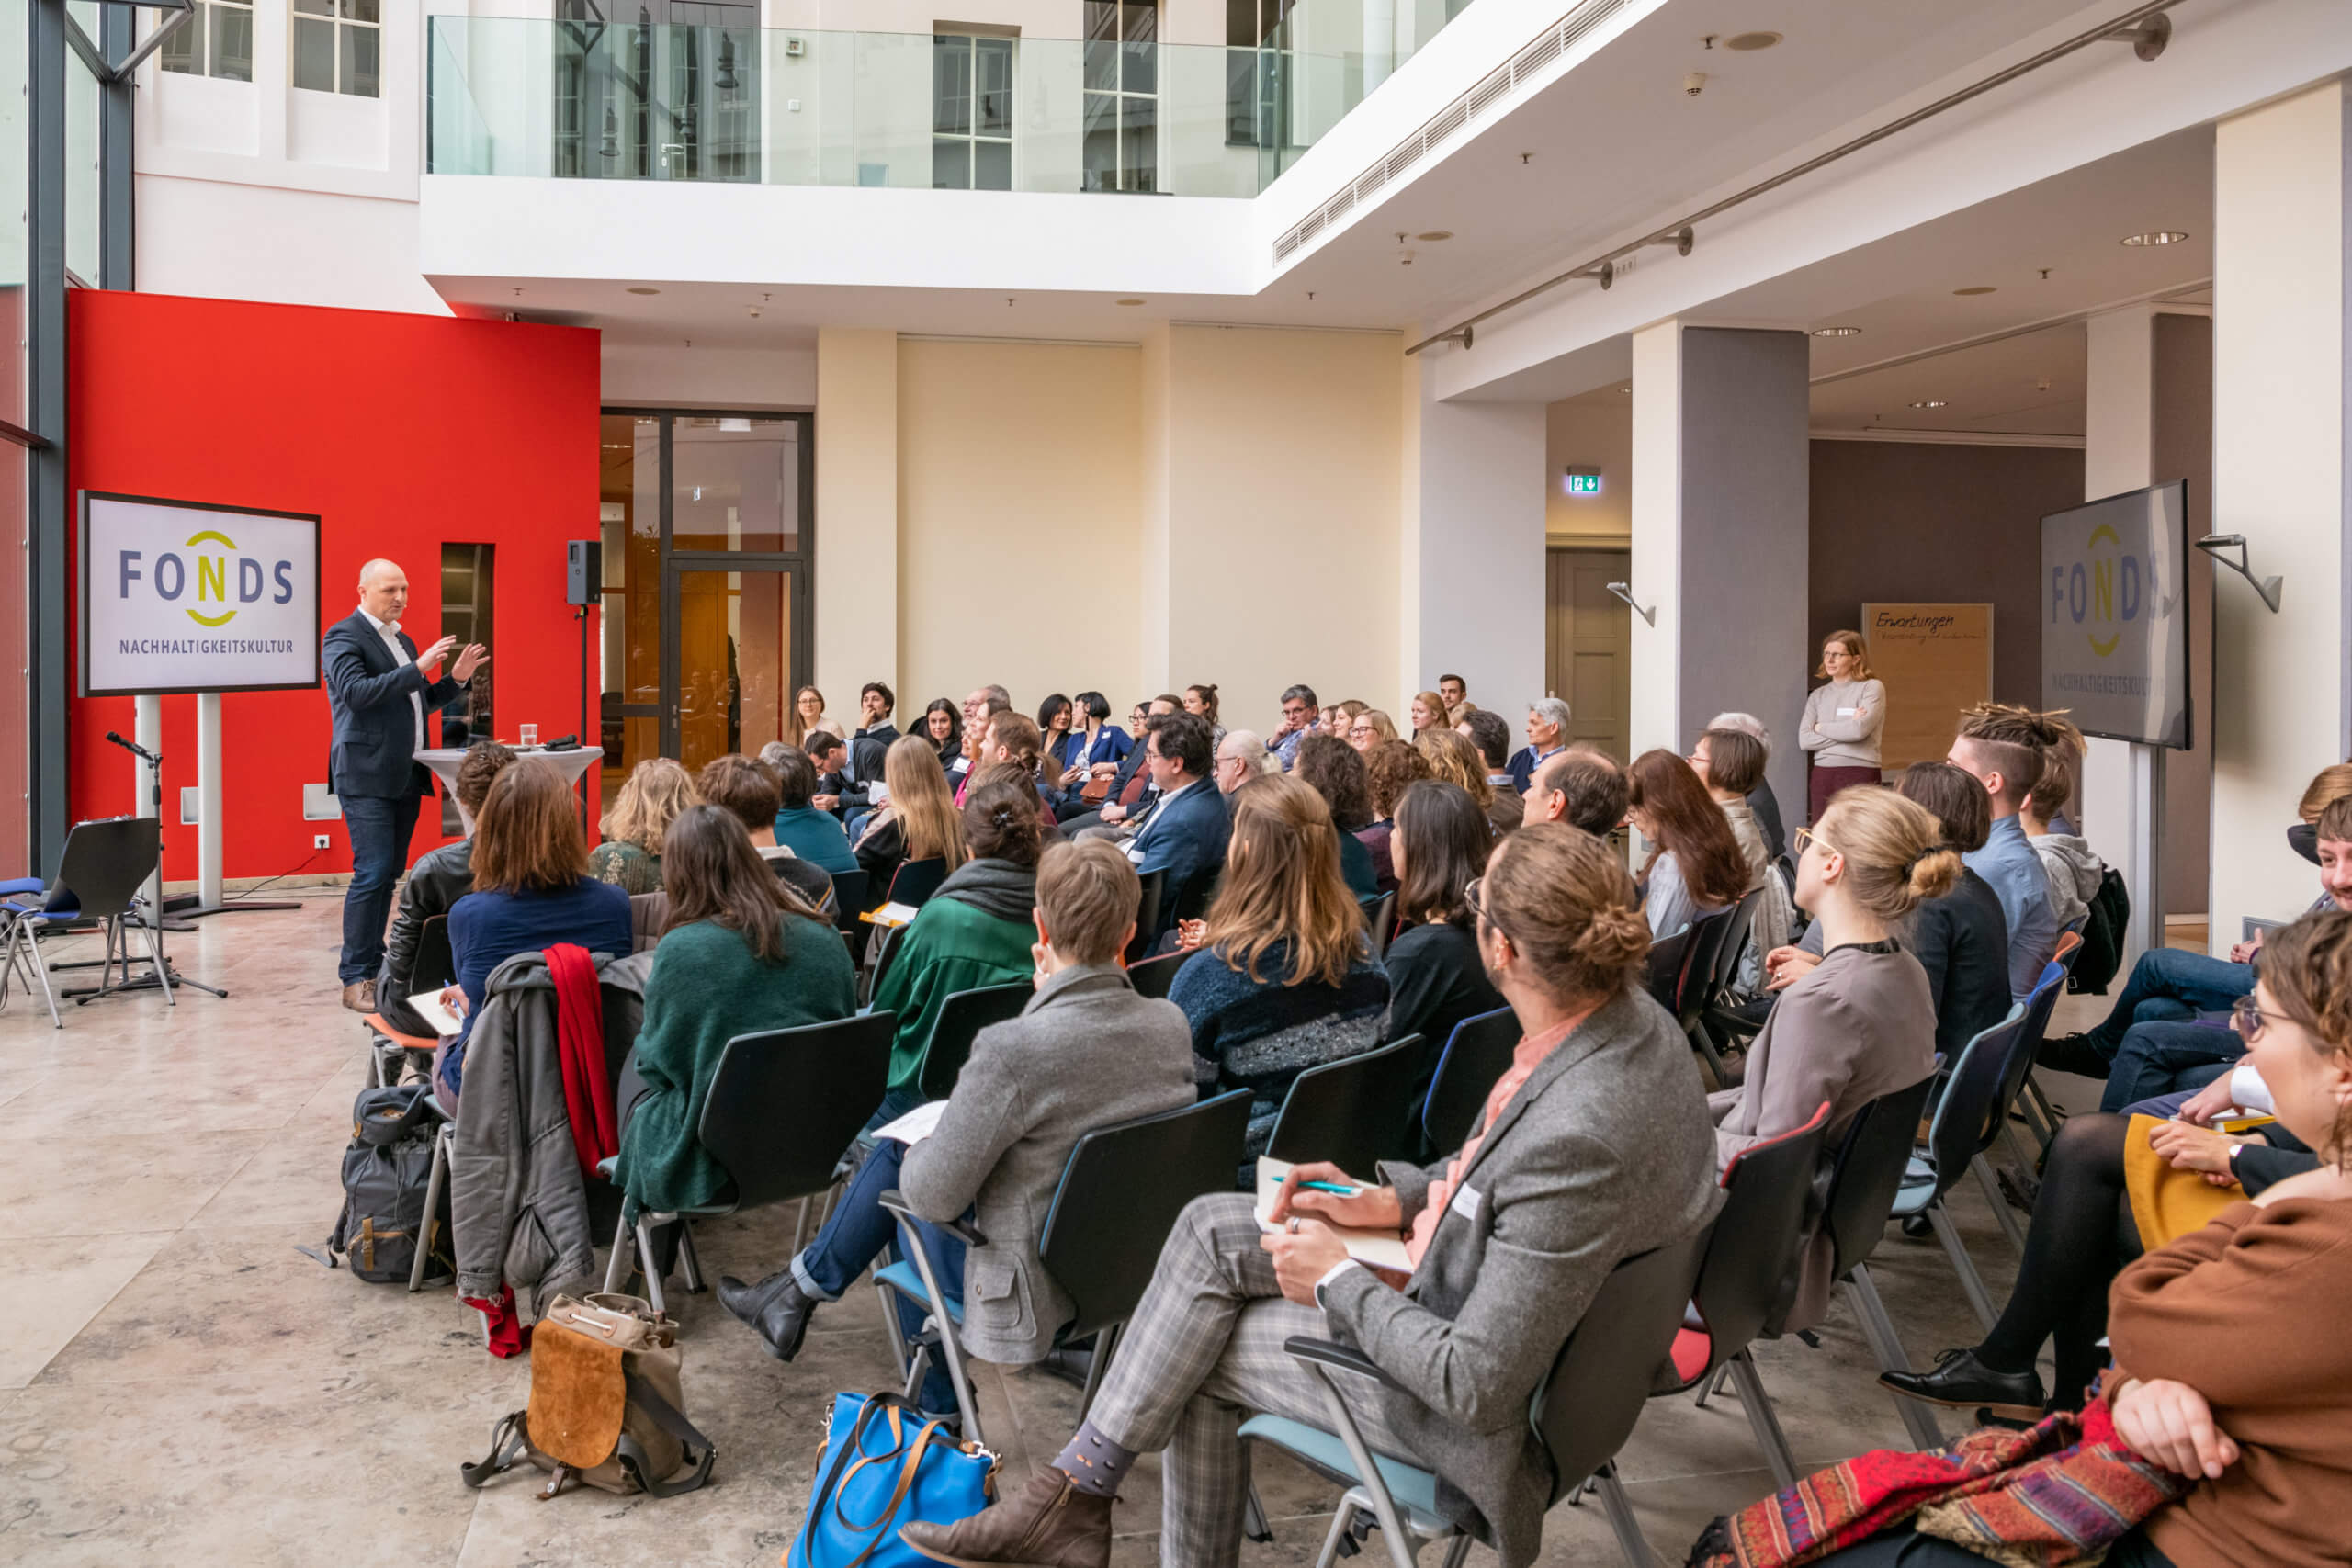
[1358,890,1398,960]
[1125,869,1168,964]
[914,981,1034,1102]
[888,856,949,910]
[1263,1032,1425,1179]
[0,815,168,1026]
[1125,949,1188,1001]
[827,868,870,937]
[1419,1006,1519,1157]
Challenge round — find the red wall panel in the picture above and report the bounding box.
[67,290,601,882]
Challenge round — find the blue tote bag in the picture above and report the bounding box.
[788,1393,998,1568]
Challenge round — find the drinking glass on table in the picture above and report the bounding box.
[519,723,539,747]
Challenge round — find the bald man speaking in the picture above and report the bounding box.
[325,559,487,1011]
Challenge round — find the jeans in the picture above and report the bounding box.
[790,1135,967,1416]
[339,791,421,985]
[2083,946,2251,1053]
[2099,1018,2245,1113]
[2116,1062,2235,1120]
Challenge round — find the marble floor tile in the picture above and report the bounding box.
[0,1132,263,1239]
[0,1232,171,1390]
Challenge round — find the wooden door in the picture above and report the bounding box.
[1546,547,1630,762]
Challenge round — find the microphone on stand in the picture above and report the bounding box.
[105,729,161,765]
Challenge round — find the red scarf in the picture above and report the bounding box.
[543,942,616,1180]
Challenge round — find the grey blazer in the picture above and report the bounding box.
[1324,987,1722,1567]
[899,964,1195,1365]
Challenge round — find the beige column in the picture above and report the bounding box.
[812,328,898,701]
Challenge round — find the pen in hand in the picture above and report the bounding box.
[1297,1179,1362,1197]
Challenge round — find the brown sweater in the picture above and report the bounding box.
[2109,1196,2352,1568]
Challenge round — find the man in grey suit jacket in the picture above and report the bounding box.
[904,825,1722,1568]
[718,840,1193,1410]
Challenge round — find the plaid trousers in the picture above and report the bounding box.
[1087,1193,1422,1568]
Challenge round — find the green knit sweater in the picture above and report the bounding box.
[872,897,1038,1097]
[613,912,858,1213]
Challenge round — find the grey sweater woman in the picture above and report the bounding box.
[1798,677,1886,770]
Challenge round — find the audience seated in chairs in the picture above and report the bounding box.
[1458,708,1525,835]
[1690,726,1792,995]
[612,804,857,1217]
[697,752,835,916]
[974,708,1061,823]
[1118,712,1231,913]
[1407,689,1449,739]
[1886,761,2015,1063]
[376,740,515,1038]
[1723,785,1947,1330]
[1052,689,1130,791]
[768,744,861,876]
[1346,707,1399,751]
[1528,746,1630,839]
[2023,758,2106,933]
[1415,728,1498,836]
[2040,773,2352,1109]
[588,756,698,895]
[922,697,964,773]
[1706,709,1788,862]
[1293,734,1381,900]
[899,822,1723,1568]
[1505,695,1571,793]
[1947,705,2063,1000]
[718,840,1194,1415]
[1212,729,1272,795]
[1270,682,1317,772]
[854,734,970,889]
[1168,773,1390,1158]
[1182,682,1227,747]
[1845,907,2352,1568]
[438,759,636,1109]
[1078,694,1180,833]
[1380,778,1506,1082]
[1628,749,1750,940]
[1359,739,1430,895]
[869,769,1046,1125]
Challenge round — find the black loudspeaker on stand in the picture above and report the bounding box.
[568,539,601,829]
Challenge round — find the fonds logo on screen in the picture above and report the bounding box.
[2049,522,2169,660]
[116,529,299,628]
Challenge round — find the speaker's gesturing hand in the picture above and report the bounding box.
[415,635,458,674]
[451,644,489,682]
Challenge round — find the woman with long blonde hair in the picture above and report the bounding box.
[590,756,701,893]
[1407,690,1449,738]
[854,733,970,889]
[1169,773,1391,1156]
[1415,728,1496,818]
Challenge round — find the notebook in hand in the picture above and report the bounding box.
[1254,1156,1412,1272]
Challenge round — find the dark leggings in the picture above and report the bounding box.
[1974,1112,2142,1406]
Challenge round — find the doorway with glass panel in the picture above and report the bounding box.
[598,411,814,802]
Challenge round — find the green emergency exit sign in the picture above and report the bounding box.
[1565,471,1601,495]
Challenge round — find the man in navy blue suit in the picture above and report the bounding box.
[1121,710,1229,941]
[325,558,487,1011]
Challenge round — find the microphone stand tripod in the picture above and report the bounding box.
[54,732,227,1002]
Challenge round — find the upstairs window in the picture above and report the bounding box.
[293,0,381,98]
[933,33,1014,191]
[1083,2,1157,193]
[159,0,255,83]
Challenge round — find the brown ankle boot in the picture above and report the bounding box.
[899,1466,1113,1568]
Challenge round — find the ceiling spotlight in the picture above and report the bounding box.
[627,287,661,295]
[1952,286,1997,296]
[1114,298,1146,306]
[1723,31,1782,51]
[1416,231,1453,242]
[1909,400,1949,409]
[1809,325,1862,337]
[2120,231,2189,247]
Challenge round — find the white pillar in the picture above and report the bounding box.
[812,328,899,703]
[2080,305,2165,970]
[198,692,225,908]
[134,693,164,918]
[2209,81,2349,945]
[1629,321,1811,814]
[1363,0,1396,95]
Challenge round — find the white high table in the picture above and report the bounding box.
[416,745,605,834]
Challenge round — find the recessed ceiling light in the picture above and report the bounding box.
[2120,230,2189,247]
[1723,31,1782,51]
[1909,400,1949,409]
[626,286,661,295]
[1416,231,1453,242]
[1114,298,1146,306]
[1810,325,1862,337]
[1952,286,1997,296]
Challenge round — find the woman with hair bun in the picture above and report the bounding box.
[1722,784,1950,1330]
[1182,683,1226,747]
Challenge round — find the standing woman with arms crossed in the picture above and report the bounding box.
[1799,629,1886,825]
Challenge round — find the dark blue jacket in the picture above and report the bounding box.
[324,609,462,800]
[440,878,635,1099]
[1129,779,1230,911]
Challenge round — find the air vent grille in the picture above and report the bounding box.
[1271,0,1625,267]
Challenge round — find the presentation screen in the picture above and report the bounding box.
[80,492,322,697]
[2040,480,2190,750]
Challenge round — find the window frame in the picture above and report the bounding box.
[159,0,255,85]
[932,31,1015,192]
[290,0,380,99]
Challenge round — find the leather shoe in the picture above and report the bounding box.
[341,979,377,1013]
[1880,1348,2046,1419]
[715,1269,815,1360]
[900,1466,1112,1568]
[2034,1031,2111,1079]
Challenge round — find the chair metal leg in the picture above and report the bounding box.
[898,1221,983,1441]
[410,1125,451,1292]
[676,1223,707,1293]
[1077,1323,1117,1419]
[792,1195,811,1253]
[1688,1021,1728,1090]
[134,917,175,1003]
[1926,1201,2001,1335]
[1243,1483,1273,1544]
[2020,1074,2062,1152]
[603,1207,634,1292]
[1310,1499,1354,1568]
[1971,1151,2029,1252]
[1724,1351,1800,1492]
[1844,1267,1943,1450]
[1302,1365,1417,1568]
[1593,1464,1659,1568]
[635,1221,667,1313]
[1692,1361,1732,1408]
[1436,1533,1473,1568]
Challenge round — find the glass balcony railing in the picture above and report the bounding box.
[425,6,1473,198]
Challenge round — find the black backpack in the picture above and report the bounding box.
[2069,867,2132,996]
[327,1084,455,1285]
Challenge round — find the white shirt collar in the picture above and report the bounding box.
[358,604,400,637]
